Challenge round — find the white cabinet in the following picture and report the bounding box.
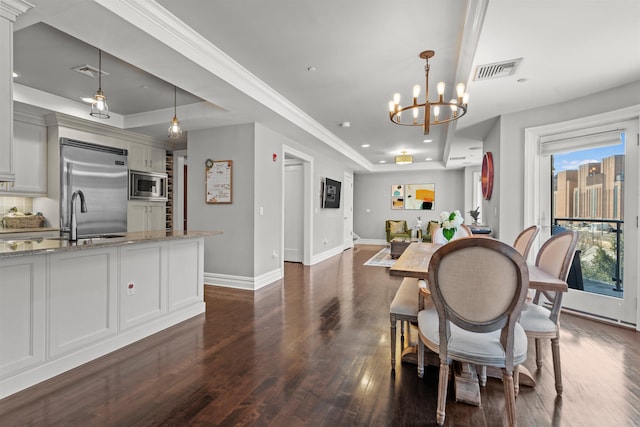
[0,17,14,182]
[0,255,46,377]
[0,119,47,195]
[128,201,165,232]
[128,142,165,173]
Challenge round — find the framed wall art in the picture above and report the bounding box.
[391,184,404,209]
[404,183,435,210]
[205,159,232,204]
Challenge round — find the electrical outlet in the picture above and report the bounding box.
[127,282,135,295]
[272,250,278,258]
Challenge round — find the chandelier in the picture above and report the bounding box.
[388,50,468,135]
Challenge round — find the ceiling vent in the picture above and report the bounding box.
[72,64,109,79]
[474,58,522,81]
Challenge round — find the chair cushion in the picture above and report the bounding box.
[389,220,406,234]
[519,304,558,334]
[390,278,420,317]
[418,308,528,366]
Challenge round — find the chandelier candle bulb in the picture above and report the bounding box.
[456,83,466,99]
[434,105,440,121]
[437,81,445,100]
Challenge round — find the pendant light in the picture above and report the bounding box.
[90,49,110,119]
[168,85,183,138]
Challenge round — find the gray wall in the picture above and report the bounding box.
[188,122,354,281]
[188,124,256,277]
[482,117,501,239]
[354,169,465,241]
[254,124,284,276]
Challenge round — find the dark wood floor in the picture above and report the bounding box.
[1,245,639,426]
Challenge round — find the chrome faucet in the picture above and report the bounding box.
[70,190,88,241]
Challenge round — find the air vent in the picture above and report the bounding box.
[474,58,522,81]
[72,65,109,79]
[449,156,466,161]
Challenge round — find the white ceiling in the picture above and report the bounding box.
[12,0,640,171]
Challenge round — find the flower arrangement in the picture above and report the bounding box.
[439,210,464,241]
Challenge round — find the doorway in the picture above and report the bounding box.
[282,146,313,267]
[525,113,638,326]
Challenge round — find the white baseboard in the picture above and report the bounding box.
[355,238,387,246]
[310,245,344,265]
[204,267,283,291]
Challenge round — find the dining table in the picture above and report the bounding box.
[388,241,568,405]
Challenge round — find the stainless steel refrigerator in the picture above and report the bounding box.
[60,138,128,237]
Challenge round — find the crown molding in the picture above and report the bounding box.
[95,0,373,171]
[0,0,33,21]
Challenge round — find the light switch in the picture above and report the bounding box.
[260,207,264,215]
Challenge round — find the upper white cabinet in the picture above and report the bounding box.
[0,1,32,182]
[128,142,165,173]
[0,15,15,182]
[0,118,48,195]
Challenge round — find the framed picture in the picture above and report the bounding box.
[391,184,404,209]
[404,183,435,210]
[205,159,232,204]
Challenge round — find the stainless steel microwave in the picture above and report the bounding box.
[129,170,168,201]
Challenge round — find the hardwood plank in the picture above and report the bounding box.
[0,244,639,426]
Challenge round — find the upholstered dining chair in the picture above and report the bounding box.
[417,238,529,426]
[513,225,540,260]
[518,230,578,395]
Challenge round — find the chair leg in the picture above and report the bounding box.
[551,337,563,395]
[502,370,517,427]
[535,338,543,369]
[477,365,487,387]
[514,365,520,397]
[436,362,450,425]
[417,339,424,378]
[390,315,397,369]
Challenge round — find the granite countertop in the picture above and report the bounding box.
[0,227,60,234]
[0,230,222,258]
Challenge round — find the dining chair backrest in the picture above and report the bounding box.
[427,238,529,361]
[513,225,540,260]
[535,230,578,282]
[459,224,473,237]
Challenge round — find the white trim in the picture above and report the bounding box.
[282,145,314,266]
[95,0,372,171]
[356,239,388,246]
[204,268,282,291]
[310,246,344,265]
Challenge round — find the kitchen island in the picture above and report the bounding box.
[0,230,221,399]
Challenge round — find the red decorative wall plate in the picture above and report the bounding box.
[481,152,494,200]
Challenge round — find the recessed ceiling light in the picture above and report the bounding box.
[517,78,528,83]
[423,139,432,143]
[469,146,482,150]
[81,97,95,104]
[339,121,351,128]
[361,144,370,148]
[307,66,317,72]
[379,160,386,164]
[425,157,432,161]
[12,72,18,78]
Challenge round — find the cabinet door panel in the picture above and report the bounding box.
[168,240,201,310]
[120,243,165,330]
[10,121,47,194]
[49,248,117,357]
[0,256,46,376]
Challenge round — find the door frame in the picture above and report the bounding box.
[524,105,640,329]
[282,145,314,266]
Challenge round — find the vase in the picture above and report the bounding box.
[433,227,466,244]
